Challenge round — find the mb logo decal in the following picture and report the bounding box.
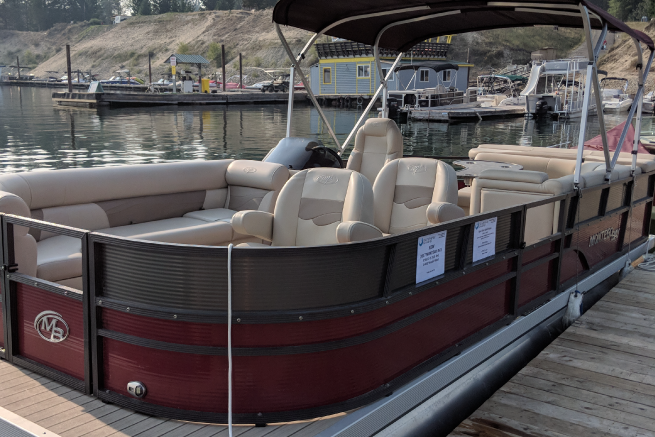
[34,311,69,343]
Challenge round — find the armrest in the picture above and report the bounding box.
[479,169,548,184]
[231,210,274,242]
[426,202,466,224]
[336,221,383,244]
[0,191,31,237]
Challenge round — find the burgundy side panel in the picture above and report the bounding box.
[16,284,85,380]
[101,260,512,348]
[518,259,555,307]
[522,242,556,266]
[559,250,585,285]
[102,281,511,414]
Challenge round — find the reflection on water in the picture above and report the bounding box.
[0,86,639,173]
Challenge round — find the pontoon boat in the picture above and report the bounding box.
[602,77,633,112]
[0,1,653,435]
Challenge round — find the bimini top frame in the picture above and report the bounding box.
[274,0,654,187]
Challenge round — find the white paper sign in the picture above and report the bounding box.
[170,56,177,66]
[416,231,447,283]
[473,217,497,262]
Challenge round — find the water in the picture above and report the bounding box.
[0,86,640,173]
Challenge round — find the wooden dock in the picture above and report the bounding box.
[0,362,342,437]
[411,105,525,122]
[51,91,307,108]
[449,266,655,437]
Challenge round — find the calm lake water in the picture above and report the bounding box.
[0,86,640,173]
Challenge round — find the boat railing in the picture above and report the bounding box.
[0,170,652,423]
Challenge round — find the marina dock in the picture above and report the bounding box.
[51,91,308,108]
[449,266,655,437]
[411,105,526,122]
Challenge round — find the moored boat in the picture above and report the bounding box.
[0,1,654,434]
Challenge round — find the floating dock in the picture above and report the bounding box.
[51,91,308,108]
[411,105,526,122]
[450,265,655,437]
[1,80,150,92]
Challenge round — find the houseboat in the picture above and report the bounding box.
[0,1,653,435]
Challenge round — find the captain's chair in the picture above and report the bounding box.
[232,168,382,247]
[346,118,403,184]
[373,158,465,235]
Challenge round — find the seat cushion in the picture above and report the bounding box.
[98,217,234,246]
[98,217,206,237]
[184,208,237,223]
[37,236,82,282]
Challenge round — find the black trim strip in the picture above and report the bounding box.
[4,214,86,239]
[12,356,85,392]
[8,273,83,301]
[96,316,512,425]
[98,271,516,356]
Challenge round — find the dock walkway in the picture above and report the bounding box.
[449,267,655,437]
[0,362,341,437]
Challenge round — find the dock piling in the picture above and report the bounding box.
[66,45,72,93]
[239,53,242,89]
[221,45,226,92]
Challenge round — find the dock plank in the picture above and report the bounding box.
[449,268,655,436]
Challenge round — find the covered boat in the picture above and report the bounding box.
[0,1,654,435]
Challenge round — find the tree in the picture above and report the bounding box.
[608,0,643,20]
[216,0,234,9]
[177,42,191,54]
[138,0,152,15]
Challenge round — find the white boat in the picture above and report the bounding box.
[602,77,632,112]
[523,58,596,118]
[643,90,654,113]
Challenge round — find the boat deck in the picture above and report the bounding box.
[449,266,655,437]
[0,359,343,437]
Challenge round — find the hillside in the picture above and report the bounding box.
[598,21,655,94]
[0,10,313,83]
[0,12,593,83]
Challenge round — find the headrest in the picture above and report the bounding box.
[361,118,399,137]
[226,160,289,192]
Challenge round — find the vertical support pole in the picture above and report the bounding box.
[148,52,152,87]
[88,236,102,397]
[286,66,295,138]
[610,49,653,171]
[0,215,6,360]
[77,70,80,84]
[239,53,243,89]
[573,62,593,187]
[81,233,92,394]
[511,206,527,316]
[16,56,20,80]
[275,23,341,149]
[1,219,15,363]
[66,45,72,93]
[221,45,226,92]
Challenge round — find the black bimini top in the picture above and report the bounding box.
[395,63,459,73]
[273,0,654,52]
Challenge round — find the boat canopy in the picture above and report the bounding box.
[394,62,459,73]
[272,0,654,51]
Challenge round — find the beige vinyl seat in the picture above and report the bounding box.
[469,163,636,245]
[0,159,289,290]
[346,118,403,184]
[232,167,382,247]
[373,158,465,235]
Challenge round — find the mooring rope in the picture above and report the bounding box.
[227,243,234,437]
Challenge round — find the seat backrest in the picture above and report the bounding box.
[474,152,577,179]
[271,168,374,246]
[346,118,403,184]
[373,158,458,234]
[224,160,289,213]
